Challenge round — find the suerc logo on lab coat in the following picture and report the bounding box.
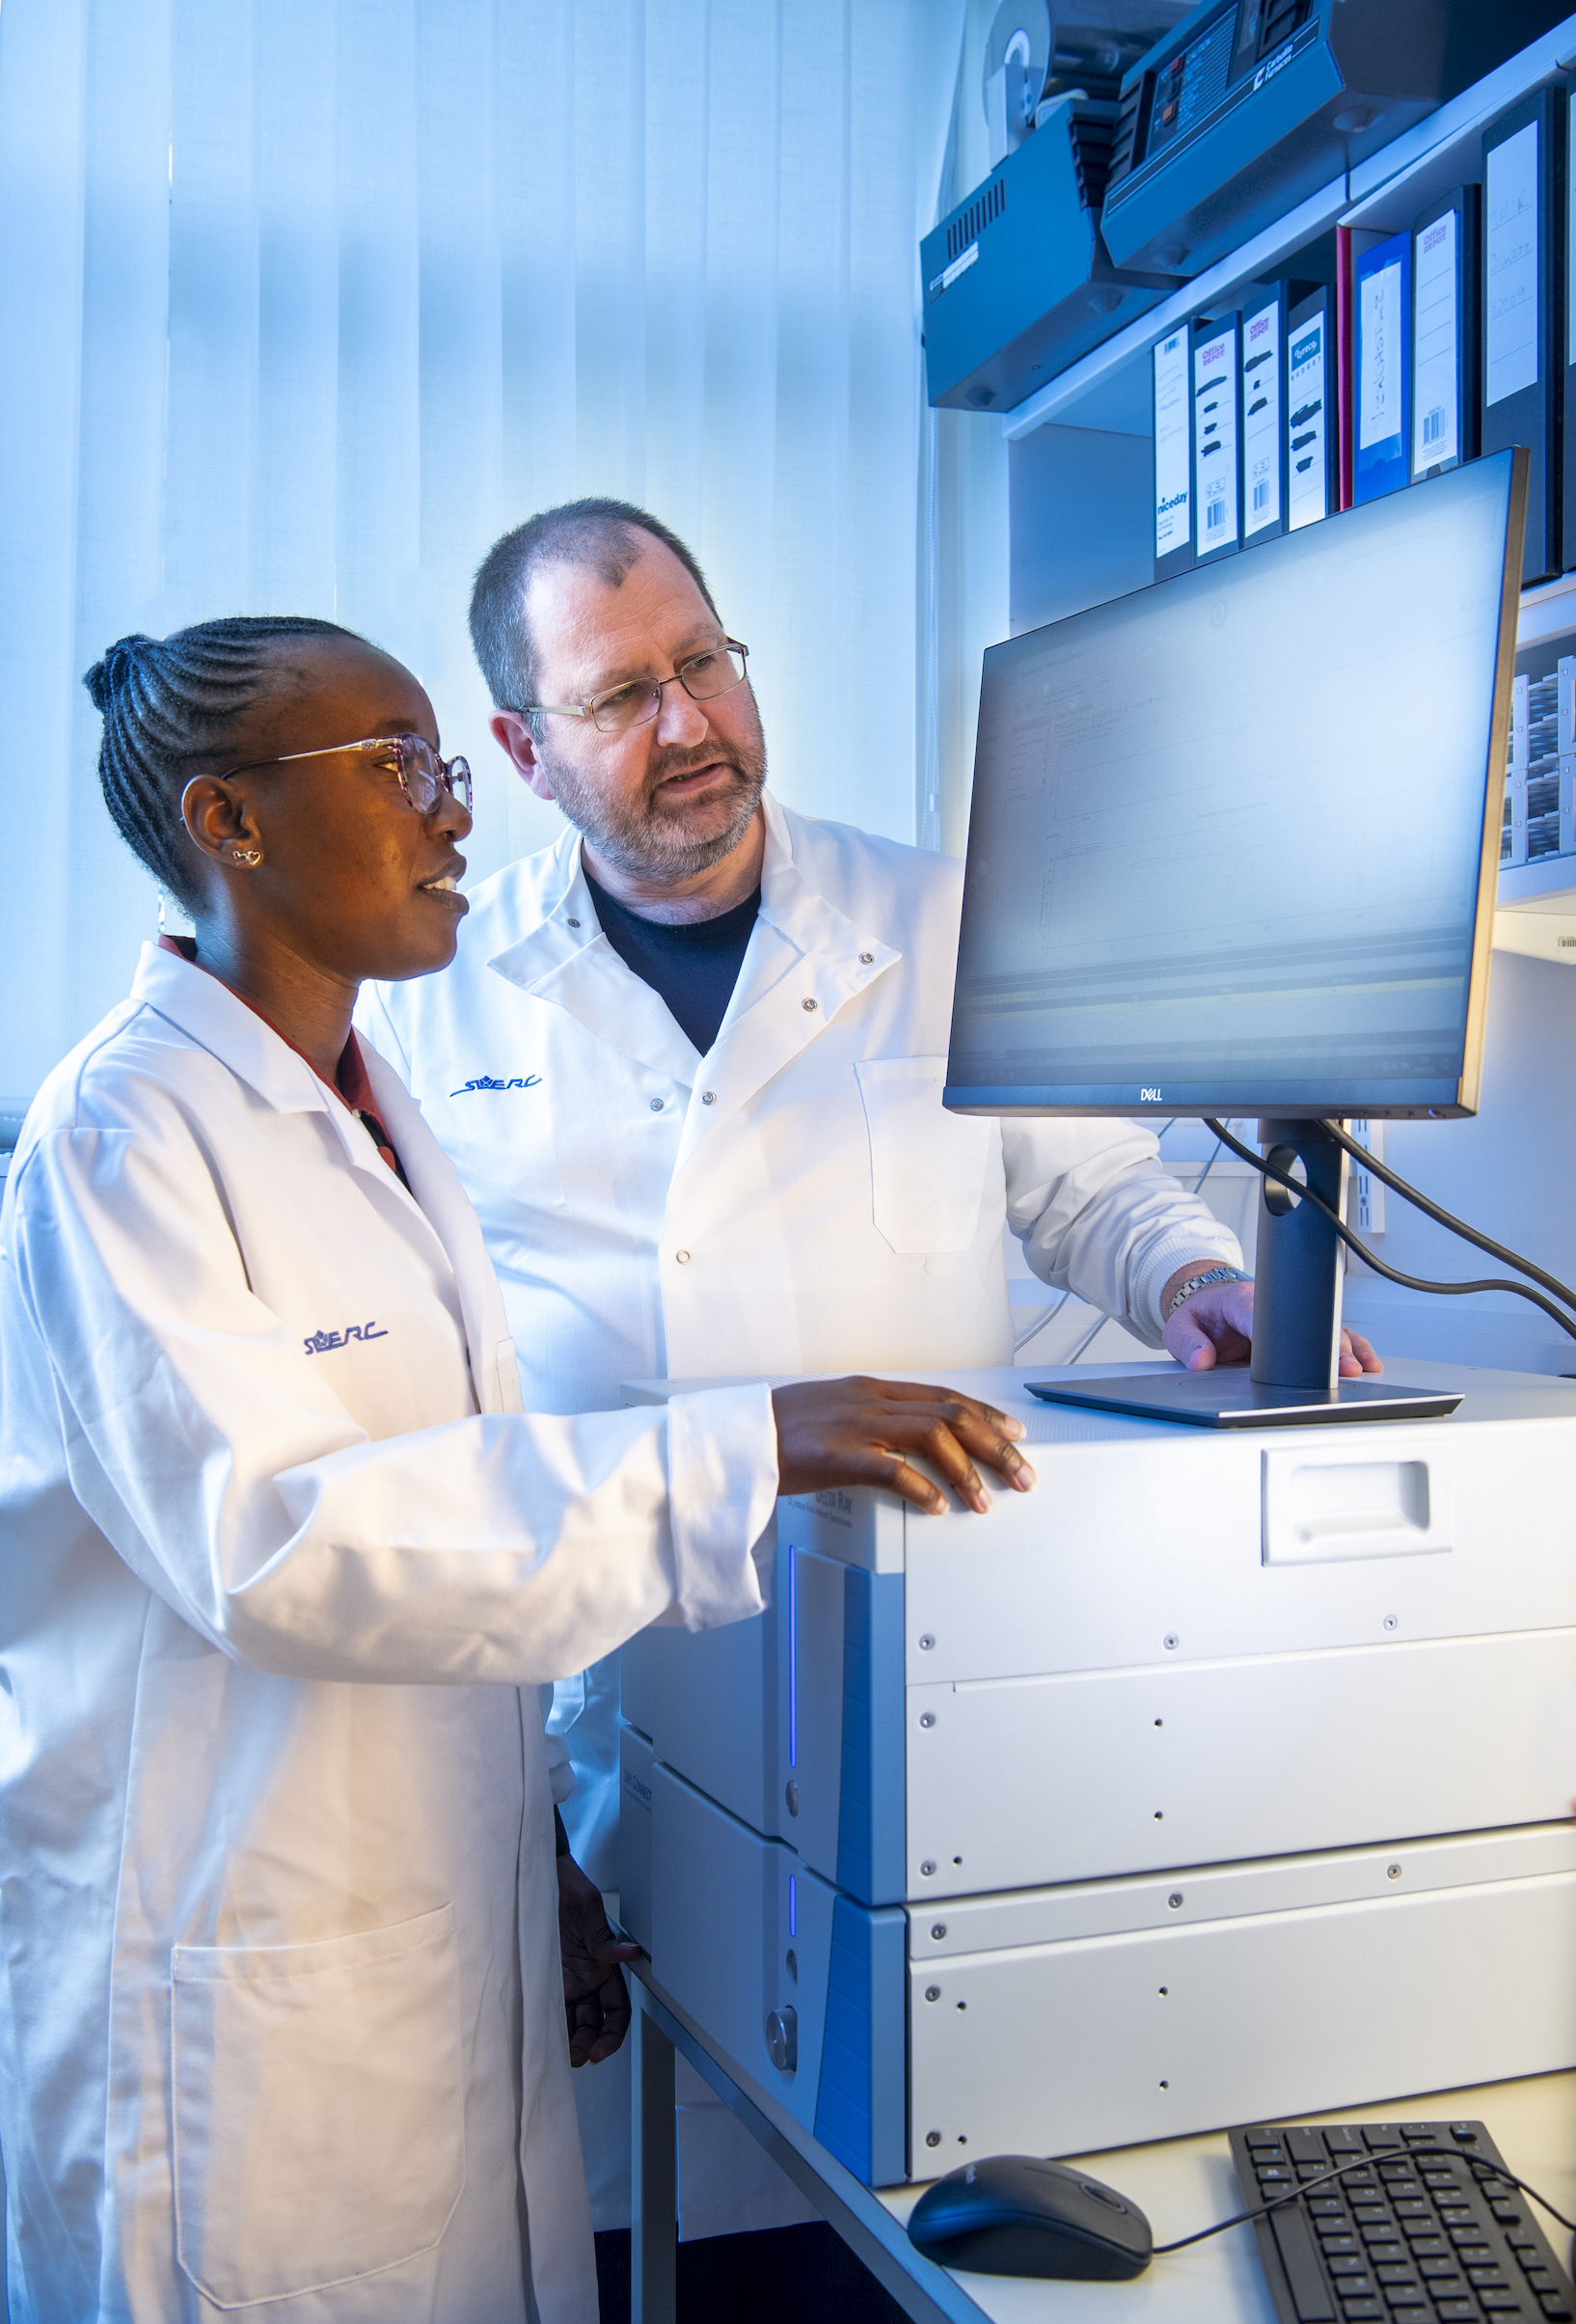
[304,1321,389,1354]
[449,1074,543,1096]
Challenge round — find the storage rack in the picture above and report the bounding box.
[995,12,1576,963]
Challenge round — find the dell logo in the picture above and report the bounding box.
[1140,1086,1162,1103]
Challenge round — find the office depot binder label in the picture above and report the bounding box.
[1243,300,1281,536]
[1154,328,1190,558]
[1288,316,1327,531]
[1414,210,1459,470]
[1193,325,1238,554]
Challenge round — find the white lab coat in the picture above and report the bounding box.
[0,943,778,2324]
[358,791,1242,2230]
[359,791,1241,1408]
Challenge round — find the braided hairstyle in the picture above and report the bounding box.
[83,615,368,908]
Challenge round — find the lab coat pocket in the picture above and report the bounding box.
[855,1055,993,1254]
[172,1903,465,2308]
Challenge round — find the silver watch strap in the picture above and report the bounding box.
[1166,1264,1251,1319]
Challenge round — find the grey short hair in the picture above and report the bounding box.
[468,498,720,725]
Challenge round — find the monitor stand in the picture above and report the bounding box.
[1028,1119,1462,1430]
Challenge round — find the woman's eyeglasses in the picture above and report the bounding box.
[216,733,473,816]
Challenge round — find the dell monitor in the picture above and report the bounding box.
[946,448,1527,1425]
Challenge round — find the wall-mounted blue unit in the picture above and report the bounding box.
[921,96,1180,412]
[1101,0,1569,283]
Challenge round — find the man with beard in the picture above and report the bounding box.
[358,498,1379,2256]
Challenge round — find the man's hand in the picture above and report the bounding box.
[1158,1266,1382,1378]
[773,1377,1036,1516]
[557,1852,642,2067]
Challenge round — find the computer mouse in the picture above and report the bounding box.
[907,2153,1154,2280]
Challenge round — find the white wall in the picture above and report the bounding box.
[1343,949,1576,1378]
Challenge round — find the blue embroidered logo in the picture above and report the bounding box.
[449,1074,543,1096]
[304,1321,389,1355]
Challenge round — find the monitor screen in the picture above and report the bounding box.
[945,451,1521,1120]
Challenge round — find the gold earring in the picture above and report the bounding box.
[231,847,263,866]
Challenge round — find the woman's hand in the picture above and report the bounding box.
[557,1852,642,2066]
[772,1376,1036,1517]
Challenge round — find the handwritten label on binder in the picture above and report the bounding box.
[1486,121,1539,406]
[1359,256,1403,450]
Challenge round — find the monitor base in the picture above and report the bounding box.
[1025,1370,1462,1429]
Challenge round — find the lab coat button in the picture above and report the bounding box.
[802,998,818,1011]
[650,1098,664,1110]
[675,1250,691,1264]
[859,951,874,964]
[701,1091,716,1105]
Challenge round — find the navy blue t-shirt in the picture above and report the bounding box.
[584,872,761,1057]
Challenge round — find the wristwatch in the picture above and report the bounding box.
[1166,1264,1252,1319]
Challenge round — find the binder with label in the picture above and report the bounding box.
[1153,324,1194,581]
[1482,85,1565,585]
[1354,230,1411,504]
[1336,224,1354,509]
[1286,287,1337,531]
[1412,186,1481,481]
[1564,84,1576,569]
[1240,282,1286,548]
[1191,312,1240,563]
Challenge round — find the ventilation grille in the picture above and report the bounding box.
[1258,0,1313,57]
[1071,100,1120,213]
[947,176,1005,262]
[1106,76,1145,198]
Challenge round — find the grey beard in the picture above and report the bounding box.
[542,746,766,883]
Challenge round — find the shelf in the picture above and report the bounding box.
[1342,14,1576,231]
[1518,568,1576,649]
[1000,174,1347,441]
[1493,902,1576,959]
[1000,12,1576,445]
[1499,856,1576,906]
[1496,854,1576,951]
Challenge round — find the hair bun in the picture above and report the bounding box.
[83,633,157,715]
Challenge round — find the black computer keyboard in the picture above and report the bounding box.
[1229,2119,1575,2324]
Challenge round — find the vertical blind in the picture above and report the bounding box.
[0,0,963,1119]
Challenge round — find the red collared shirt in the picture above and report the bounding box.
[158,936,406,1183]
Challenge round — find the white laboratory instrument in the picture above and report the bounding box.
[620,1362,1576,2186]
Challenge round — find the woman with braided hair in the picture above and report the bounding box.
[0,615,1033,2322]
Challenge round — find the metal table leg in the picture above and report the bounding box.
[631,1988,677,2324]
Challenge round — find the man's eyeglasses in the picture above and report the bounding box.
[216,733,473,816]
[524,641,749,737]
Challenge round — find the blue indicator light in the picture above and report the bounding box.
[790,1873,797,1937]
[788,1545,798,1770]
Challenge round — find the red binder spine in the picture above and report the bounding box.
[1336,225,1354,509]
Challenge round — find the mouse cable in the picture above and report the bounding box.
[1202,1120,1576,1346]
[1152,2137,1576,2256]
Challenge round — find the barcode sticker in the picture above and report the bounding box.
[1207,496,1225,532]
[1423,406,1444,447]
[1253,478,1268,510]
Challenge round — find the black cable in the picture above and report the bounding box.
[1152,2138,1576,2256]
[1203,1120,1576,1347]
[1318,1118,1576,1317]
